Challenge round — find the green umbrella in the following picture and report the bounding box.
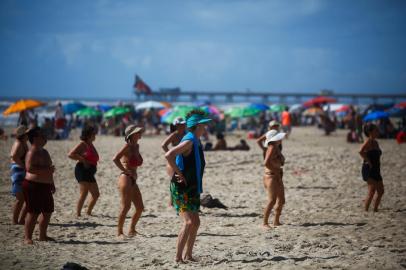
[75,107,102,117]
[162,105,197,124]
[269,104,286,112]
[104,107,131,118]
[225,107,261,118]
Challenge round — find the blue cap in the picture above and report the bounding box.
[186,114,212,128]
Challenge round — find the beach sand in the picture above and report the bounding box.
[0,127,405,269]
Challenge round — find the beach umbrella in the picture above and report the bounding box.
[395,101,406,109]
[158,108,171,117]
[225,107,261,118]
[2,99,46,116]
[160,101,172,108]
[201,105,221,116]
[195,100,211,107]
[161,105,197,124]
[135,101,165,111]
[97,104,114,112]
[387,107,406,118]
[63,102,86,114]
[335,105,350,112]
[289,104,303,113]
[303,96,337,107]
[269,104,286,112]
[75,107,102,117]
[248,103,270,111]
[303,107,323,116]
[104,106,131,118]
[363,111,389,122]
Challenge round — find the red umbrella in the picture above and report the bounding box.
[336,105,350,112]
[303,96,337,107]
[395,101,406,109]
[158,108,171,116]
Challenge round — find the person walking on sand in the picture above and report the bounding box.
[165,110,211,263]
[162,117,187,206]
[281,108,292,138]
[359,123,384,212]
[10,126,29,225]
[263,130,286,229]
[23,127,56,244]
[68,126,100,217]
[113,125,145,238]
[257,120,281,158]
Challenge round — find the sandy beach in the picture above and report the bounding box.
[0,126,405,269]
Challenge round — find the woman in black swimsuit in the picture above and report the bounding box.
[359,123,384,212]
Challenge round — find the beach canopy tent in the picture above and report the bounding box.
[75,107,101,117]
[225,107,261,118]
[249,103,270,111]
[363,111,389,122]
[269,104,286,112]
[104,106,131,118]
[63,102,86,114]
[303,96,337,107]
[2,99,46,116]
[135,101,165,111]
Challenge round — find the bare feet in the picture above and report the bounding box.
[175,258,185,264]
[38,236,55,242]
[128,230,137,237]
[184,256,198,262]
[273,222,283,226]
[24,239,34,245]
[262,223,272,230]
[117,233,126,240]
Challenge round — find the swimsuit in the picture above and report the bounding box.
[74,144,99,183]
[121,152,143,186]
[22,179,54,214]
[362,149,382,181]
[10,163,26,196]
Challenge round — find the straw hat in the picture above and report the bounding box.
[264,130,286,146]
[268,120,280,127]
[15,125,28,138]
[172,117,186,125]
[124,125,144,141]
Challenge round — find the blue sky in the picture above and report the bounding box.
[0,0,405,99]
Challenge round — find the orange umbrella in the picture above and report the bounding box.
[160,101,172,108]
[2,99,46,116]
[303,107,323,116]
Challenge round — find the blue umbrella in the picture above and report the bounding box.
[63,102,86,114]
[248,103,270,111]
[97,104,114,112]
[363,111,389,122]
[387,107,406,118]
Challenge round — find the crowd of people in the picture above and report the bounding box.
[6,105,389,263]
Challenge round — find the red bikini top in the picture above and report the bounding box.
[83,144,99,166]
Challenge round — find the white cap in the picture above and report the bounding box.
[172,117,186,125]
[264,130,286,146]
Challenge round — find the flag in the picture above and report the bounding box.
[134,75,152,95]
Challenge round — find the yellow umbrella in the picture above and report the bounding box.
[2,99,46,116]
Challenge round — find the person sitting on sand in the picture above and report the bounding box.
[257,120,281,158]
[23,127,55,244]
[263,130,286,229]
[359,123,384,212]
[165,110,211,263]
[212,132,227,150]
[68,126,100,217]
[230,139,250,151]
[113,125,145,238]
[10,126,29,224]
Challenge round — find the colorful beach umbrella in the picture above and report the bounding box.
[249,103,270,111]
[395,101,406,109]
[303,96,337,107]
[2,99,46,116]
[63,102,86,114]
[201,105,220,116]
[75,107,102,117]
[97,104,114,112]
[135,101,165,111]
[225,107,261,118]
[303,107,323,116]
[363,111,389,122]
[269,104,286,112]
[104,106,131,118]
[161,105,197,124]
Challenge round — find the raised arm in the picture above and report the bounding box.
[112,144,131,174]
[256,134,267,152]
[359,139,371,165]
[165,140,193,180]
[161,132,176,153]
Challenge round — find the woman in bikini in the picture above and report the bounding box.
[359,123,384,212]
[257,120,281,158]
[113,125,145,237]
[68,126,100,217]
[162,117,186,206]
[10,125,29,224]
[263,129,286,229]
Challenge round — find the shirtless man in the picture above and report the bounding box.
[23,127,55,244]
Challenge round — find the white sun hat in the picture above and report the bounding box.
[264,130,286,146]
[172,117,186,125]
